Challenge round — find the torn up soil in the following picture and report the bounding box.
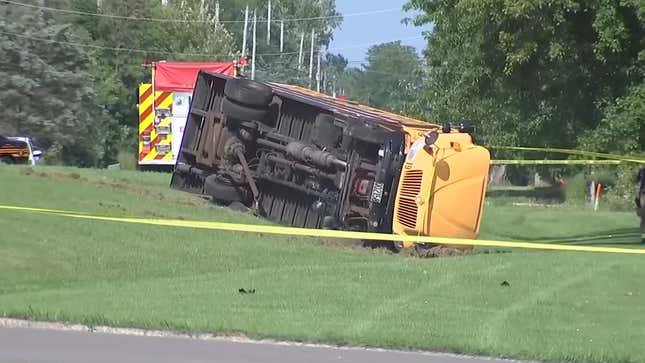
[312,236,483,259]
[20,167,207,208]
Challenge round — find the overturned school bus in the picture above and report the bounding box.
[170,72,490,250]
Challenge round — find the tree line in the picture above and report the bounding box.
[1,0,642,192]
[0,0,341,165]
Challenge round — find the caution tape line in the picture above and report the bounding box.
[490,146,645,164]
[491,159,623,165]
[1,205,644,255]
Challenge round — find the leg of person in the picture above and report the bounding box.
[641,215,645,243]
[641,210,645,243]
[641,193,645,243]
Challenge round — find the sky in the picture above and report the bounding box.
[328,0,430,66]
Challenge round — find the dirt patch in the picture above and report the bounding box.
[19,168,206,207]
[316,237,370,252]
[314,237,478,259]
[143,209,168,218]
[331,239,510,259]
[23,169,90,183]
[20,167,35,176]
[97,202,127,212]
[409,244,473,258]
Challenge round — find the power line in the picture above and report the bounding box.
[2,0,401,24]
[0,29,424,59]
[0,31,424,81]
[256,36,425,56]
[0,30,231,57]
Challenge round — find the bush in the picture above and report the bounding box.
[563,166,640,211]
[116,150,137,171]
[564,173,588,205]
[601,165,641,211]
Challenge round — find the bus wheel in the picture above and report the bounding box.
[224,78,274,108]
[0,156,13,164]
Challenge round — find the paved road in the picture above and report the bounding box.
[0,326,526,363]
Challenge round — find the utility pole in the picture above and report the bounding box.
[298,31,305,68]
[309,29,315,87]
[242,6,249,58]
[252,9,257,80]
[316,49,321,92]
[215,1,220,23]
[280,20,284,53]
[267,0,272,45]
[332,78,337,98]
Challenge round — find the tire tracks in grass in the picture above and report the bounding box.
[0,258,420,334]
[477,261,614,347]
[352,261,513,338]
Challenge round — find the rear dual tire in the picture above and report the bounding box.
[222,78,274,124]
[224,78,273,108]
[222,98,269,123]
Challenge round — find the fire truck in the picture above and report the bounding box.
[137,61,238,168]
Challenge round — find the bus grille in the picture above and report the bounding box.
[396,170,423,229]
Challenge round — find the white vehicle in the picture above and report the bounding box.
[7,137,42,165]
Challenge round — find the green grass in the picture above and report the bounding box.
[1,165,644,363]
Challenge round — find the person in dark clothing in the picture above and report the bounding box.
[636,168,645,243]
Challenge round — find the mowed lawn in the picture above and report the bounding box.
[1,165,644,363]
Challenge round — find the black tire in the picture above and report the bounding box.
[344,121,387,144]
[224,78,273,108]
[313,113,341,149]
[222,98,269,123]
[204,175,248,203]
[228,201,251,213]
[0,156,13,164]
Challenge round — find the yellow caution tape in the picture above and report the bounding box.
[491,159,622,165]
[491,146,645,164]
[1,204,644,255]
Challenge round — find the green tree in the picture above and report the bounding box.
[214,0,342,83]
[0,2,111,166]
[341,41,424,112]
[65,0,237,161]
[3,0,343,165]
[405,0,645,148]
[65,0,171,161]
[162,0,236,60]
[322,53,348,95]
[578,82,645,203]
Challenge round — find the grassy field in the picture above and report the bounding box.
[1,164,644,363]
